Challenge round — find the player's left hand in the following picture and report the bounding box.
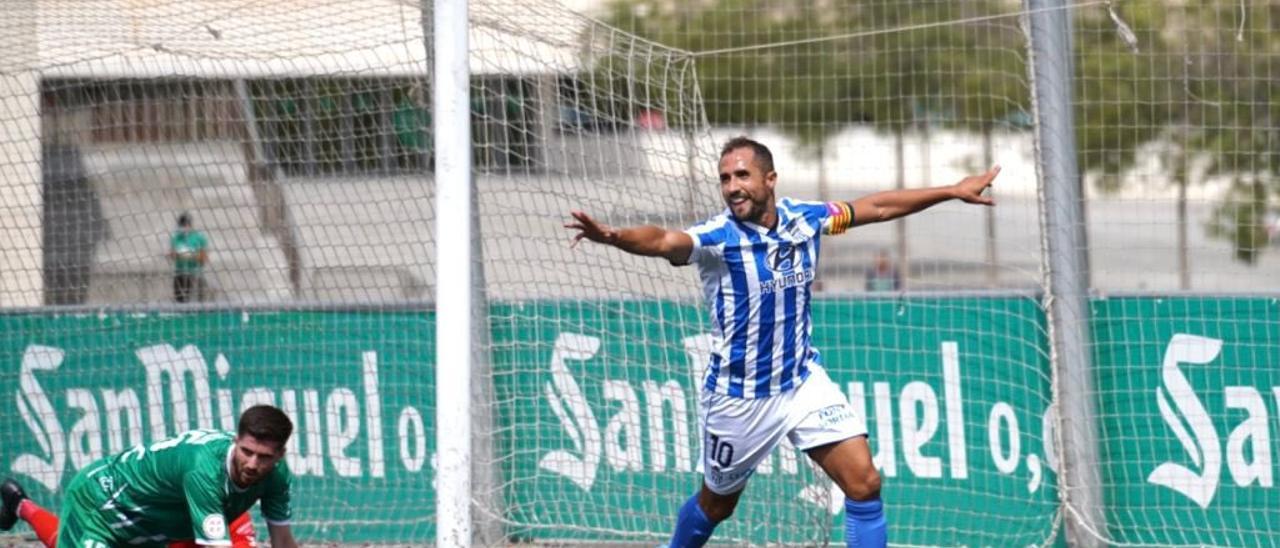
[564,210,619,248]
[953,165,999,206]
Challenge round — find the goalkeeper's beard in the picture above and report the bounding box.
[233,459,266,487]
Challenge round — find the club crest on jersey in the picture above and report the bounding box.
[202,514,227,539]
[779,212,816,242]
[766,244,797,272]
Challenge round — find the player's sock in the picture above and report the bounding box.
[17,500,60,548]
[667,493,718,548]
[844,497,887,548]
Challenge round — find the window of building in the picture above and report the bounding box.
[42,79,241,143]
[250,78,435,176]
[43,76,542,176]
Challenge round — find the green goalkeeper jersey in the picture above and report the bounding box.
[65,429,292,546]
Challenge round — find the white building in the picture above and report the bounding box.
[1,0,718,306]
[2,0,1275,307]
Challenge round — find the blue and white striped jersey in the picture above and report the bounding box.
[683,197,853,399]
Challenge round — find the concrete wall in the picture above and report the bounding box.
[49,129,1280,307]
[81,142,291,304]
[279,130,714,304]
[34,0,588,80]
[0,0,43,307]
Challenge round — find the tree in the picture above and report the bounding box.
[1082,0,1280,265]
[1072,3,1180,192]
[602,0,1027,146]
[601,0,1029,288]
[1177,1,1280,264]
[598,0,1279,269]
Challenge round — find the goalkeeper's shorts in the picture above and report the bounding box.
[55,470,119,548]
[698,363,867,495]
[56,468,258,548]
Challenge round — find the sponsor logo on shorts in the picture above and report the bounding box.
[707,466,752,486]
[817,404,854,427]
[202,514,227,540]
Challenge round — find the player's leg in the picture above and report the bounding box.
[666,390,789,547]
[18,500,62,548]
[174,274,193,303]
[1,478,60,548]
[56,514,113,548]
[55,473,121,548]
[667,483,742,548]
[787,366,885,548]
[807,438,885,548]
[54,498,113,548]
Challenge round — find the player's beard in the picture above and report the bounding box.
[233,459,262,487]
[727,193,768,225]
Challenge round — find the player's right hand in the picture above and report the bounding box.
[953,165,999,206]
[564,210,619,248]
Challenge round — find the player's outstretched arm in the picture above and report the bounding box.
[266,523,298,548]
[564,210,694,265]
[848,166,999,226]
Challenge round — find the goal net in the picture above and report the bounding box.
[0,0,1056,545]
[3,0,731,543]
[0,0,1054,544]
[601,1,1059,545]
[1072,1,1280,545]
[3,0,1277,546]
[4,0,446,542]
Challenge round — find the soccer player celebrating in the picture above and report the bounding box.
[0,405,298,548]
[565,137,998,547]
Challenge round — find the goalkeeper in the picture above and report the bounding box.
[0,405,298,548]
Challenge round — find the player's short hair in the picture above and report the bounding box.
[238,405,293,448]
[177,212,192,228]
[719,136,775,174]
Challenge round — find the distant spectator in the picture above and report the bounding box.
[167,212,208,303]
[636,108,667,130]
[865,249,902,292]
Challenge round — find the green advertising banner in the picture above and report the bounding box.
[492,298,1057,546]
[0,311,435,542]
[3,297,1273,545]
[1092,297,1280,546]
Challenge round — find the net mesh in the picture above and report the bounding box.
[2,0,1279,546]
[1073,2,1280,545]
[6,0,442,543]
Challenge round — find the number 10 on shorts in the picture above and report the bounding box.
[707,433,735,468]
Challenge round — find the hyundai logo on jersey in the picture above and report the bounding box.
[767,244,796,272]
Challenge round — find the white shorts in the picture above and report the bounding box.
[698,364,867,495]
